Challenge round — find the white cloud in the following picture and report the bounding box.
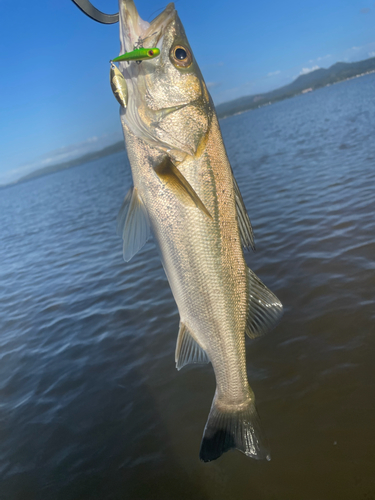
[308,54,331,63]
[369,51,375,57]
[300,65,320,75]
[341,42,375,62]
[206,81,221,89]
[267,70,281,77]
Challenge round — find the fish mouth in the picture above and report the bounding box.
[118,1,200,157]
[119,0,176,54]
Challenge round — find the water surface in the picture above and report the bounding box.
[1,73,375,499]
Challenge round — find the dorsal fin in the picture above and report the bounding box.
[246,267,283,339]
[154,157,212,219]
[116,186,151,262]
[175,322,210,370]
[233,176,255,251]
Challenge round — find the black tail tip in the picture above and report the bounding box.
[199,430,271,463]
[198,401,271,463]
[199,428,236,462]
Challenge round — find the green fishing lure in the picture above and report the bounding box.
[112,47,160,63]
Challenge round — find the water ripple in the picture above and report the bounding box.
[1,74,375,499]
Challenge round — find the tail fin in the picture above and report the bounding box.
[199,393,270,463]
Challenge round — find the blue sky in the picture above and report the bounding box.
[0,0,374,185]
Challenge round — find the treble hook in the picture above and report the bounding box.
[71,0,119,24]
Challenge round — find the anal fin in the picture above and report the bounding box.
[246,268,283,339]
[175,322,210,370]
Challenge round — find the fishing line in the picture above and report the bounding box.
[147,6,164,21]
[147,0,182,21]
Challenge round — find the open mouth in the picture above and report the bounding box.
[119,0,176,54]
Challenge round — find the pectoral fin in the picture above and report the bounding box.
[116,186,151,262]
[246,268,283,338]
[154,157,212,219]
[175,322,210,370]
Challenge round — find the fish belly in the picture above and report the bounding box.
[124,120,249,401]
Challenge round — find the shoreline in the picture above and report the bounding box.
[221,69,375,120]
[2,64,375,189]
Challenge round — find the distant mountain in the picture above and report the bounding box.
[4,56,375,188]
[4,141,125,187]
[216,57,375,119]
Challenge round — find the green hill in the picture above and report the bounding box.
[4,56,375,188]
[3,141,125,187]
[216,57,375,118]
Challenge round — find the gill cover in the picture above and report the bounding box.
[117,0,213,158]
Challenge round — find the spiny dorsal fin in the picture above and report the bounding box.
[246,267,283,339]
[116,186,151,262]
[175,322,210,370]
[233,176,255,251]
[154,157,212,219]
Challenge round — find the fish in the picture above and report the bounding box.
[114,0,283,462]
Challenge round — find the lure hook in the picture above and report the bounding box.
[71,0,119,24]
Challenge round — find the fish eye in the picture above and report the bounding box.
[175,48,187,60]
[170,45,192,68]
[148,50,154,57]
